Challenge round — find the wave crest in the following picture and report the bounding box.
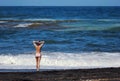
[14,23,43,27]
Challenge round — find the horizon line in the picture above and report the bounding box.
[0,5,120,7]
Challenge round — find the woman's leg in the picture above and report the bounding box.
[37,56,42,71]
[36,56,41,71]
[36,57,39,71]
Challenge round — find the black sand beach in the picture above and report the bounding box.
[0,67,120,81]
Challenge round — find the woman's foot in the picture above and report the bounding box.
[37,69,39,72]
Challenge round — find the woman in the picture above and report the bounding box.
[33,40,45,71]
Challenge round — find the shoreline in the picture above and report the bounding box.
[0,67,120,81]
[0,66,119,72]
[0,69,55,72]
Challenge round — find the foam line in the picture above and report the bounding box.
[0,52,120,69]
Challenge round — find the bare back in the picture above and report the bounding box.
[33,41,45,54]
[35,45,41,54]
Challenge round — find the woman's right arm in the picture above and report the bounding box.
[33,41,37,47]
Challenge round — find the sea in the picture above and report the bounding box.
[0,6,120,70]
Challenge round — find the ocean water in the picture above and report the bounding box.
[0,6,120,70]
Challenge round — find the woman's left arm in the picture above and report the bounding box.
[40,41,45,47]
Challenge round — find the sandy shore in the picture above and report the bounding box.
[0,67,120,81]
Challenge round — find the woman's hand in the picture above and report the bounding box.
[40,41,45,44]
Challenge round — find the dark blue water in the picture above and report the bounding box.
[0,6,120,19]
[0,6,120,54]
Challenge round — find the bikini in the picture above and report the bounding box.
[36,53,41,57]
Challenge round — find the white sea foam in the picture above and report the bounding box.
[23,18,56,22]
[23,18,82,22]
[97,19,120,22]
[14,23,33,27]
[14,23,42,28]
[0,52,120,69]
[0,21,7,23]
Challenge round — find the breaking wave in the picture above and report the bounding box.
[0,21,8,23]
[14,23,43,27]
[0,52,120,69]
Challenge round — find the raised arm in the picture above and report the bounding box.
[33,41,37,47]
[40,41,45,47]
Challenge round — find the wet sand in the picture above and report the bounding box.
[0,67,120,81]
